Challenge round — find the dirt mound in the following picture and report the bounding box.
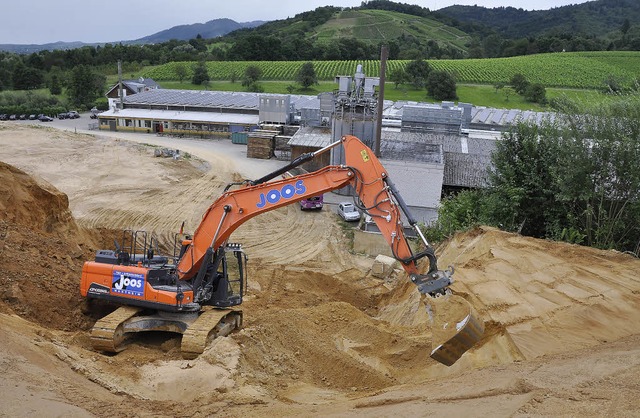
[0,161,79,236]
[436,226,640,366]
[0,162,96,331]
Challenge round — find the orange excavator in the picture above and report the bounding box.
[80,135,483,365]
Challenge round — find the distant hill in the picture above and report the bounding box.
[438,0,640,38]
[133,18,265,44]
[0,41,93,54]
[314,9,470,52]
[220,6,472,59]
[0,18,265,53]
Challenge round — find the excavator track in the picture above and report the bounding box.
[90,306,143,353]
[180,307,242,360]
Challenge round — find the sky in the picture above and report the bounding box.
[0,0,593,45]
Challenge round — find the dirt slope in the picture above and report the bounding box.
[0,123,639,417]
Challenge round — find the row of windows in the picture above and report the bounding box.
[99,118,257,133]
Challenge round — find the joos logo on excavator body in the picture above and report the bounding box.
[111,271,145,297]
[257,180,306,208]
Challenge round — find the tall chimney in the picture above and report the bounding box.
[375,45,388,158]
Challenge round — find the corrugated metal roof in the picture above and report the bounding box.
[443,152,492,188]
[123,89,320,112]
[288,126,332,147]
[380,140,443,164]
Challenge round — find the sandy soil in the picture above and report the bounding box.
[1,122,639,417]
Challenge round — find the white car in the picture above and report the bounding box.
[337,202,361,222]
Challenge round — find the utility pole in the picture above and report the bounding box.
[375,45,388,158]
[118,60,123,110]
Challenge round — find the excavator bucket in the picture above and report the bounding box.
[425,293,484,366]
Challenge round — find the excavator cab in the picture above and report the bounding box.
[208,243,246,308]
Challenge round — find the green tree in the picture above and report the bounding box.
[486,119,562,237]
[389,69,407,89]
[49,73,62,95]
[552,96,640,250]
[191,61,210,85]
[188,34,207,52]
[242,65,263,92]
[423,190,489,242]
[296,62,318,90]
[426,70,457,101]
[524,83,547,104]
[175,63,188,83]
[621,19,631,35]
[67,65,105,108]
[510,73,530,95]
[404,59,431,89]
[12,61,44,90]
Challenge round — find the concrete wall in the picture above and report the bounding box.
[383,160,443,222]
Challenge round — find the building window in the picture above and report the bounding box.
[144,120,151,128]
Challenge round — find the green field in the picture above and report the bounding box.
[140,52,640,90]
[103,51,640,112]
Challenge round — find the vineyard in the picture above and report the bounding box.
[142,51,640,90]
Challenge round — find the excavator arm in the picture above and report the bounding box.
[175,135,483,365]
[177,135,447,294]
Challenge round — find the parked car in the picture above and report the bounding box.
[28,114,37,120]
[38,115,53,122]
[67,110,80,119]
[0,114,7,121]
[19,114,27,120]
[337,202,361,222]
[9,115,17,120]
[58,112,68,119]
[300,195,323,210]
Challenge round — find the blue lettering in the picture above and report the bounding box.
[267,189,281,204]
[257,193,267,208]
[295,180,306,194]
[281,184,295,199]
[112,271,145,296]
[256,180,307,208]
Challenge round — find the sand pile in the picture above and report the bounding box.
[0,161,79,236]
[0,162,93,330]
[437,226,640,366]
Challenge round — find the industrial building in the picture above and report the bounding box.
[97,66,552,223]
[98,90,318,137]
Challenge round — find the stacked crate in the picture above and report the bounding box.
[247,130,279,159]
